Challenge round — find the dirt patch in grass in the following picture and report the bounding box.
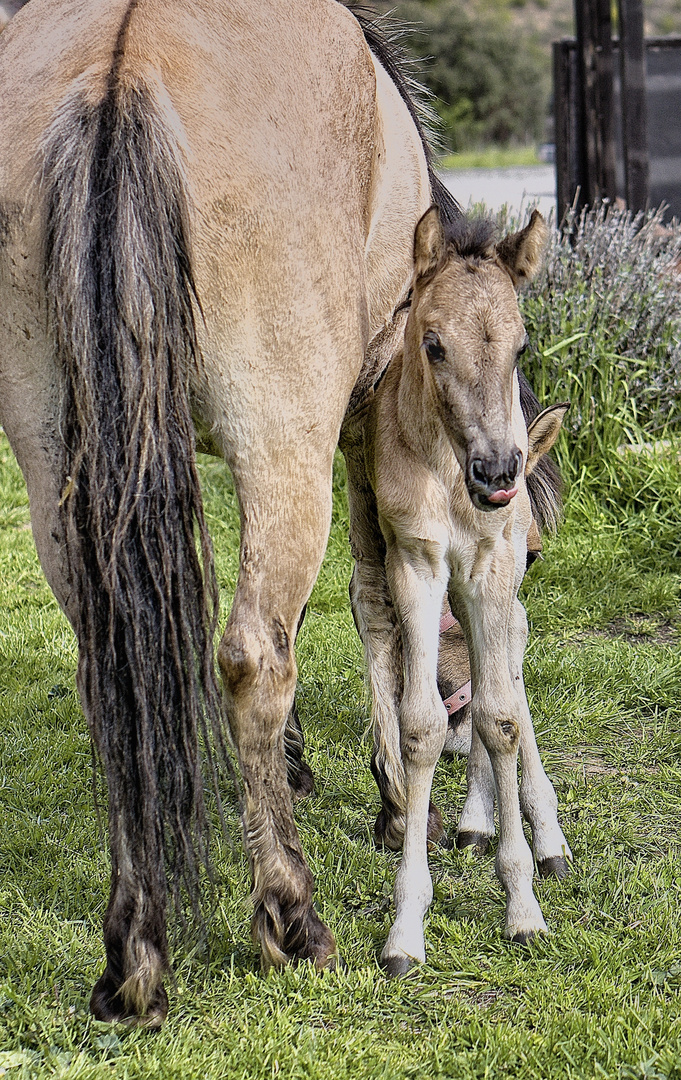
[572,613,678,646]
[542,745,659,777]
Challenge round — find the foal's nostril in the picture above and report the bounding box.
[471,459,486,485]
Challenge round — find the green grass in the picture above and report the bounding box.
[2,420,681,1078]
[438,146,542,170]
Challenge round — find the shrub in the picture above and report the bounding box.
[518,204,681,491]
[391,0,549,150]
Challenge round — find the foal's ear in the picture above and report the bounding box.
[526,401,569,475]
[413,206,446,281]
[496,209,548,287]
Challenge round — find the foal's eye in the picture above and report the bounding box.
[423,332,446,363]
[518,334,530,357]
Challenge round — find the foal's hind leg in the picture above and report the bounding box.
[218,465,337,969]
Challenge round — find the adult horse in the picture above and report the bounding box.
[0,0,460,1025]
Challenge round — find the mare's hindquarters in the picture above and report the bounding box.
[0,19,221,1020]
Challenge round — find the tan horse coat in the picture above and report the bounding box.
[0,0,433,1023]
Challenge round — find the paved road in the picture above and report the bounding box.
[438,165,557,220]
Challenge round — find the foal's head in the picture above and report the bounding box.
[406,206,548,511]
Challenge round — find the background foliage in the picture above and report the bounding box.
[359,0,681,152]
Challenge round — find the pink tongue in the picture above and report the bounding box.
[487,486,518,504]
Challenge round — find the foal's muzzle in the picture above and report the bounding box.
[466,447,522,511]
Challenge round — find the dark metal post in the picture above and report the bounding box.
[574,0,617,206]
[618,0,649,212]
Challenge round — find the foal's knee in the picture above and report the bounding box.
[475,701,522,756]
[399,700,448,770]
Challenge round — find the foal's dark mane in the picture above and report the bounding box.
[443,216,497,260]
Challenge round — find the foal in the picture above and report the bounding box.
[348,207,571,973]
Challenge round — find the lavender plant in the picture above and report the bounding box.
[519,204,681,477]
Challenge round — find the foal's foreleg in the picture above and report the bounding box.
[459,560,547,942]
[380,541,449,974]
[344,439,443,849]
[509,601,572,878]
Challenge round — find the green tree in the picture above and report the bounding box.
[391,1,550,151]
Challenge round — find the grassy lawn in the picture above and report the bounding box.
[2,416,681,1078]
[438,147,543,170]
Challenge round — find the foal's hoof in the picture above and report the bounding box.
[510,928,544,946]
[537,855,571,881]
[456,830,491,856]
[381,953,414,978]
[90,972,168,1028]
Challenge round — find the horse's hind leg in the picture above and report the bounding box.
[283,607,315,801]
[218,463,338,969]
[284,698,315,801]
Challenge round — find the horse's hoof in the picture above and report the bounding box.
[282,906,337,970]
[537,855,571,880]
[374,810,404,851]
[427,801,445,844]
[456,830,491,855]
[90,972,168,1028]
[289,760,315,801]
[381,954,413,978]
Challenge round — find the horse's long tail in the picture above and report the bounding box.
[43,75,221,1012]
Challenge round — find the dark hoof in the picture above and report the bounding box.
[456,831,491,856]
[278,906,337,970]
[375,801,444,851]
[374,809,404,851]
[90,971,168,1028]
[537,855,571,880]
[511,929,543,946]
[289,760,315,801]
[381,954,414,978]
[427,801,445,844]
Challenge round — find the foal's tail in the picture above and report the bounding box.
[43,76,221,1011]
[518,370,563,532]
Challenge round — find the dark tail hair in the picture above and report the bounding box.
[518,369,563,532]
[43,77,222,929]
